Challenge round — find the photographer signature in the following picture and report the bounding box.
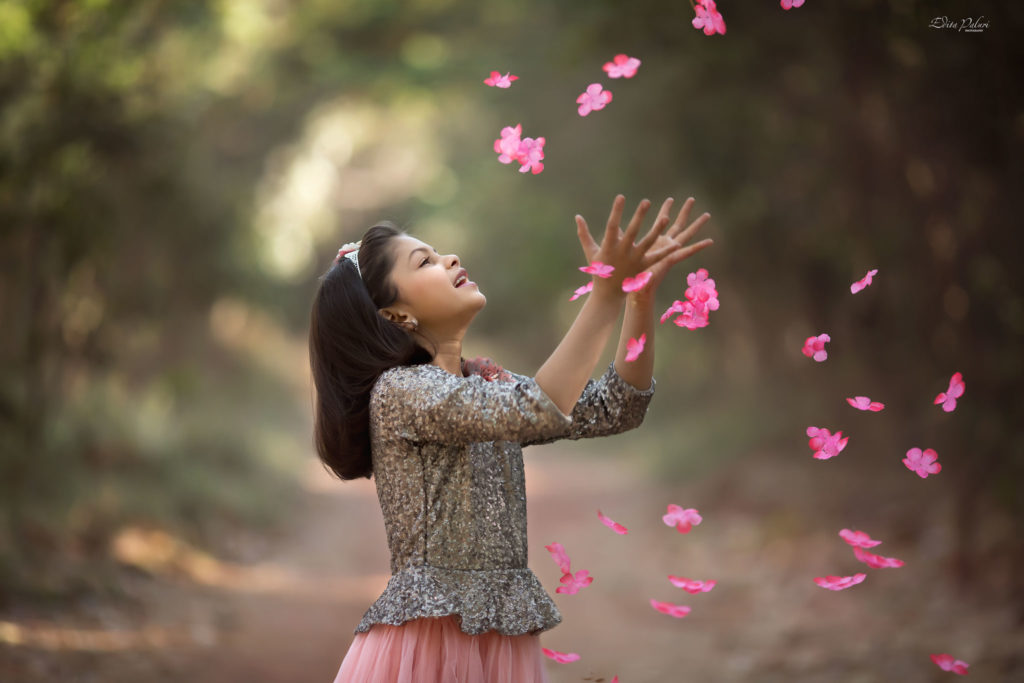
[929,16,989,33]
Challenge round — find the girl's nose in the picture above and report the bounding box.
[445,253,459,268]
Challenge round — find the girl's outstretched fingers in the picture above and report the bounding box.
[666,237,714,266]
[602,194,627,249]
[621,197,653,245]
[667,197,712,244]
[576,213,600,263]
[635,199,674,253]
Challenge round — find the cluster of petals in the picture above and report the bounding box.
[806,426,849,460]
[483,71,518,88]
[814,573,866,591]
[853,546,905,569]
[672,301,710,329]
[839,529,882,549]
[576,83,613,116]
[903,447,941,478]
[597,509,629,535]
[931,653,969,675]
[847,395,885,412]
[668,576,717,594]
[934,372,965,412]
[685,268,720,311]
[850,268,878,294]
[780,0,806,10]
[557,569,594,595]
[493,124,545,174]
[542,647,580,664]
[663,504,702,533]
[661,269,719,330]
[649,599,691,618]
[603,54,641,79]
[625,333,646,363]
[692,0,727,36]
[544,542,593,595]
[802,333,831,362]
[622,270,653,293]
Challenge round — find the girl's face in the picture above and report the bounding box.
[378,234,486,338]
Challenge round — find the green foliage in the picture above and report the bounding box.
[1,0,1022,600]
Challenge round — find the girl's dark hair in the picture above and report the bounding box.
[309,221,434,480]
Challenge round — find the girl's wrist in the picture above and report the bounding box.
[590,283,627,304]
[626,290,656,309]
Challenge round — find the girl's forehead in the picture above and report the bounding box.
[394,235,436,255]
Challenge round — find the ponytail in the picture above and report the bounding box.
[308,222,433,480]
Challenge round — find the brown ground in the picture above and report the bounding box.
[2,444,1022,682]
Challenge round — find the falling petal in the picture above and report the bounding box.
[650,599,692,618]
[598,509,629,535]
[625,333,646,362]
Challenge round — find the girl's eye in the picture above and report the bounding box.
[420,257,429,267]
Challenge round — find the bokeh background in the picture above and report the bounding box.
[2,0,1022,680]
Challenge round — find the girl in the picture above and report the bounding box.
[309,194,712,682]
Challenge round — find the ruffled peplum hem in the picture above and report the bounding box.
[354,566,562,636]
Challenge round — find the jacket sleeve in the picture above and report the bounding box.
[371,364,573,445]
[518,361,656,448]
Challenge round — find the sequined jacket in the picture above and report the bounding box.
[354,359,656,636]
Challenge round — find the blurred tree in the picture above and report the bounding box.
[0,0,1020,623]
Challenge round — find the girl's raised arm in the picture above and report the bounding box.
[613,196,714,390]
[535,194,692,415]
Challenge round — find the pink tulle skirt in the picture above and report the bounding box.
[332,615,550,683]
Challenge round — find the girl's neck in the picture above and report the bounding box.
[430,342,465,377]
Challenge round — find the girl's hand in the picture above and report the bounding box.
[632,196,714,300]
[575,194,684,299]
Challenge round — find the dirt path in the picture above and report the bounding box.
[2,445,1022,681]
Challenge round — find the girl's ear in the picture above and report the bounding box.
[378,306,417,330]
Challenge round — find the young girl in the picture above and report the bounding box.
[309,194,712,682]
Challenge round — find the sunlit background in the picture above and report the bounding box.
[1,1,1022,681]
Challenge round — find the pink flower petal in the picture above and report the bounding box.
[934,372,965,412]
[846,395,885,411]
[494,124,522,164]
[579,261,615,278]
[556,569,593,595]
[839,529,883,549]
[692,0,727,36]
[668,575,717,594]
[603,54,641,78]
[542,647,580,664]
[660,300,687,324]
[931,653,969,675]
[625,333,646,362]
[576,83,613,116]
[544,542,571,574]
[806,426,848,460]
[622,270,653,293]
[813,573,866,591]
[802,333,831,362]
[484,71,519,88]
[597,509,629,535]
[515,136,545,174]
[569,281,594,301]
[650,599,691,618]
[662,504,702,533]
[672,300,710,329]
[852,546,905,569]
[903,447,941,478]
[850,268,878,293]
